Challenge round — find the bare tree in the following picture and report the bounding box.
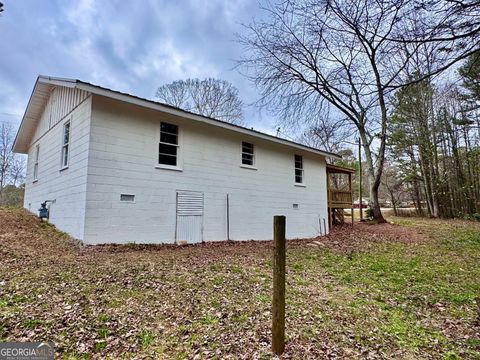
[239,0,480,222]
[155,78,244,125]
[381,163,407,215]
[9,156,26,186]
[155,80,189,109]
[300,117,356,157]
[0,121,14,192]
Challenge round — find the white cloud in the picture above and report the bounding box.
[0,0,277,131]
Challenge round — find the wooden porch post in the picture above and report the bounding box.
[349,173,353,227]
[327,169,331,228]
[272,216,286,355]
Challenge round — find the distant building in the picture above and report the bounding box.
[353,197,369,209]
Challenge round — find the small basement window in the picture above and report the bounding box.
[294,154,304,184]
[120,194,135,202]
[241,141,255,166]
[159,122,179,166]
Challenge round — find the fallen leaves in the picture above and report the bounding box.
[0,208,479,359]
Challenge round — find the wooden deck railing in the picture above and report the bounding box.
[328,189,353,208]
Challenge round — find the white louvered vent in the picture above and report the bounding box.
[46,87,90,129]
[176,191,204,216]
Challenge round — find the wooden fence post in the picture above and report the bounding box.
[272,215,286,355]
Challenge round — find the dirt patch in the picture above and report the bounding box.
[84,221,427,257]
[0,208,425,258]
[333,221,427,243]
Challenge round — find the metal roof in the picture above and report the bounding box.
[326,163,356,174]
[13,75,341,159]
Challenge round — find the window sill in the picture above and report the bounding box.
[59,166,69,172]
[240,164,257,170]
[155,165,183,172]
[294,183,306,187]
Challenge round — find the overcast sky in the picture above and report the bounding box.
[0,0,277,134]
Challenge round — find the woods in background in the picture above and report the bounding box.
[323,53,480,220]
[0,121,25,207]
[240,0,480,222]
[388,52,480,219]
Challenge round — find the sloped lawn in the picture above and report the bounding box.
[0,208,479,359]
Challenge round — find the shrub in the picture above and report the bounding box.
[0,185,24,207]
[463,213,480,222]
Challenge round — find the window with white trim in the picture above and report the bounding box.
[33,144,39,181]
[241,141,255,166]
[294,154,304,184]
[159,122,179,166]
[61,121,71,168]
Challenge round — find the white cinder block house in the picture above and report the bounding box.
[13,76,340,245]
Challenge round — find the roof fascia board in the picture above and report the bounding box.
[12,78,44,153]
[38,76,77,88]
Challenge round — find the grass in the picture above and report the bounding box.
[138,329,155,348]
[0,208,479,358]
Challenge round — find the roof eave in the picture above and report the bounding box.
[12,77,42,154]
[13,76,79,154]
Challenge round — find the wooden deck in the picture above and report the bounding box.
[326,164,355,226]
[328,189,353,208]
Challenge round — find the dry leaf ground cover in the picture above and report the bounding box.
[0,208,479,359]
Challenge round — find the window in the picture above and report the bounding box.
[159,122,179,166]
[241,141,255,166]
[33,144,40,181]
[120,194,135,202]
[61,121,71,168]
[294,154,304,184]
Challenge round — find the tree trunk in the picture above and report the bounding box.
[389,189,398,216]
[413,183,423,216]
[359,130,387,223]
[370,182,384,221]
[429,165,440,218]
